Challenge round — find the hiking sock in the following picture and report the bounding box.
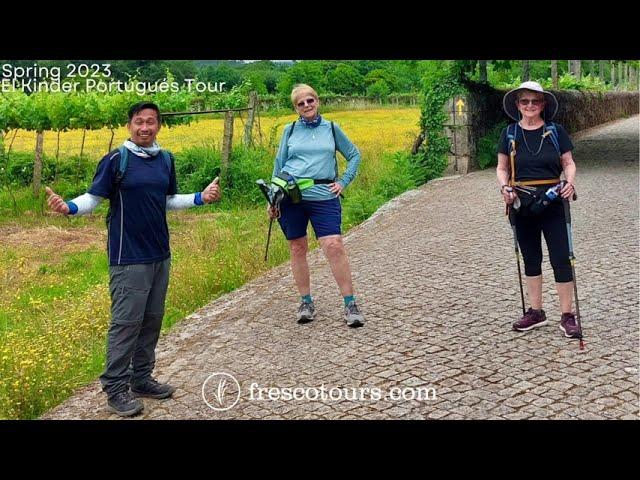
[301,294,313,304]
[343,295,355,306]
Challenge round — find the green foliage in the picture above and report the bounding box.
[412,68,464,185]
[341,151,416,228]
[477,121,508,169]
[277,61,327,99]
[173,145,273,206]
[0,78,254,135]
[555,73,608,91]
[366,79,390,100]
[468,61,620,92]
[326,63,365,95]
[0,151,95,193]
[173,145,221,193]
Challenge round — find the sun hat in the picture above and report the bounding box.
[503,81,559,121]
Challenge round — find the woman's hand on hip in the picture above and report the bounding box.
[329,182,344,197]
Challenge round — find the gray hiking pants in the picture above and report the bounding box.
[99,258,170,397]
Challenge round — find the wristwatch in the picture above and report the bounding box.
[500,185,513,194]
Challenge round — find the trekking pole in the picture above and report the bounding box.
[506,137,525,316]
[508,206,526,316]
[256,179,280,262]
[264,216,274,262]
[562,197,585,350]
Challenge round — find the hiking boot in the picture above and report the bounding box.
[560,312,581,338]
[107,390,144,417]
[344,301,364,328]
[297,301,316,324]
[131,377,176,399]
[512,308,547,331]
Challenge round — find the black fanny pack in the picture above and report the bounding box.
[514,184,561,216]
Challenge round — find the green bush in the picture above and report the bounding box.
[173,145,221,193]
[413,69,463,185]
[342,151,416,227]
[174,145,273,206]
[225,146,273,205]
[477,121,508,169]
[0,151,96,190]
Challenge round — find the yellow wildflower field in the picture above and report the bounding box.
[8,109,420,161]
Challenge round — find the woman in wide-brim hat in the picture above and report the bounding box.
[495,81,581,339]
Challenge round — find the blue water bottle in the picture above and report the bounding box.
[545,184,559,201]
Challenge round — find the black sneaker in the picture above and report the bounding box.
[131,378,176,399]
[107,390,144,417]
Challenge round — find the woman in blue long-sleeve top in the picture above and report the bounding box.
[268,84,364,327]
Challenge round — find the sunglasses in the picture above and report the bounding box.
[518,98,544,106]
[296,98,316,108]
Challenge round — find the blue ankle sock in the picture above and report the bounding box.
[343,295,355,306]
[301,294,312,304]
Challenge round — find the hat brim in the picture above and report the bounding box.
[503,87,558,122]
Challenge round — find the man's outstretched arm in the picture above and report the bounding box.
[46,187,104,215]
[166,177,220,210]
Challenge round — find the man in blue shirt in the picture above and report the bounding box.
[46,102,220,416]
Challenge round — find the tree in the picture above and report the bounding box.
[522,60,531,81]
[326,63,364,95]
[366,79,390,102]
[277,61,326,97]
[478,60,488,83]
[569,60,582,80]
[199,63,243,89]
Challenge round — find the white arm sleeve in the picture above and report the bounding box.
[69,193,103,215]
[166,193,198,210]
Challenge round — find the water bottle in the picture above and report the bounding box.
[545,184,560,201]
[530,184,561,215]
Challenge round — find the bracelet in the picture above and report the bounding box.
[500,185,512,193]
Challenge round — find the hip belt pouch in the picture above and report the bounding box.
[272,172,302,203]
[514,183,561,216]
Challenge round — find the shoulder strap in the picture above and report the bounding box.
[507,123,517,186]
[286,121,296,143]
[115,146,128,188]
[506,123,517,153]
[544,122,561,156]
[331,121,338,181]
[106,147,127,227]
[160,149,173,171]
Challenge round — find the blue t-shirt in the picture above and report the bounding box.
[88,149,177,266]
[272,118,361,201]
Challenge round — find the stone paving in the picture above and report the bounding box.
[44,115,640,420]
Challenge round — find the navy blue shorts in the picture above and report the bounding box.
[277,197,342,240]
